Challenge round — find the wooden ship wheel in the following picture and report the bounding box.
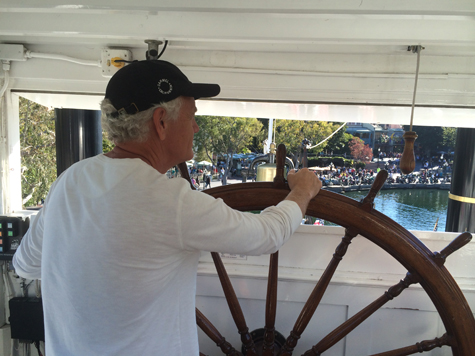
[178,144,475,356]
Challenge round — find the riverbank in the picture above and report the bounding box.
[206,177,451,193]
[323,182,451,193]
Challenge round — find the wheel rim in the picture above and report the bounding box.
[199,182,475,355]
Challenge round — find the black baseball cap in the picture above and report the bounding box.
[105,60,220,117]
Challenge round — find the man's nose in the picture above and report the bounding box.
[193,118,199,133]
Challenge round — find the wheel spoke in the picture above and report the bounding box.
[433,232,472,266]
[211,252,259,356]
[263,252,279,356]
[360,170,388,211]
[368,333,452,356]
[280,227,359,356]
[196,308,241,356]
[273,144,287,189]
[301,272,421,355]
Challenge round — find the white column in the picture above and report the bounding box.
[0,91,22,214]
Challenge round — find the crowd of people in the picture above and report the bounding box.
[377,150,401,161]
[171,150,454,190]
[316,152,453,187]
[317,167,376,186]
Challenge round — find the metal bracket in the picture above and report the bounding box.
[145,40,164,60]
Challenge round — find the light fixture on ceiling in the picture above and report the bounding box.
[145,39,168,61]
[400,45,424,175]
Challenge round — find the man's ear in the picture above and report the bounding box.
[152,108,168,140]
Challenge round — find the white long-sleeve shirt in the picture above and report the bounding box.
[13,155,302,356]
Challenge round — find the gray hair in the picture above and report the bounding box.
[100,96,183,143]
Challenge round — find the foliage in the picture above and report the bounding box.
[20,98,56,207]
[324,123,353,155]
[308,156,354,168]
[402,125,443,155]
[20,98,113,207]
[102,132,114,153]
[402,125,457,162]
[348,137,373,162]
[249,118,270,154]
[355,161,366,169]
[194,116,263,183]
[273,120,337,157]
[342,158,355,167]
[379,133,390,144]
[441,127,456,152]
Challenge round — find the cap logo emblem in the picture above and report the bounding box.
[157,79,173,95]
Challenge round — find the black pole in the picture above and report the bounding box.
[446,128,475,233]
[55,109,102,177]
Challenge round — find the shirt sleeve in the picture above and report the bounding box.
[12,207,45,280]
[178,189,302,256]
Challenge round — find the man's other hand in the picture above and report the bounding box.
[285,168,322,216]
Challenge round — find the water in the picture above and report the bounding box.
[331,189,449,231]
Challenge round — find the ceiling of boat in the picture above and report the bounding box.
[1,1,474,127]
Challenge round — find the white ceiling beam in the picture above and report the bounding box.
[1,0,474,15]
[16,92,475,129]
[9,60,474,107]
[1,0,474,120]
[0,11,474,47]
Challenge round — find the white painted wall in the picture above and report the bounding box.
[0,92,22,214]
[0,216,473,355]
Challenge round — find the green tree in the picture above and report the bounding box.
[442,127,456,152]
[20,98,56,207]
[403,126,443,158]
[325,123,353,156]
[273,120,342,165]
[103,132,114,153]
[249,118,268,154]
[403,125,456,163]
[194,116,263,184]
[20,98,112,207]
